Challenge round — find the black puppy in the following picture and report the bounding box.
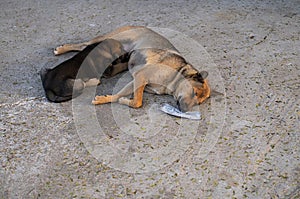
[40,39,128,102]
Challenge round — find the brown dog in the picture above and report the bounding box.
[53,26,210,112]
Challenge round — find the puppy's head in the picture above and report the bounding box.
[40,67,83,103]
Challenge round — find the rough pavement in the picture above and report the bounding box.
[1,0,299,198]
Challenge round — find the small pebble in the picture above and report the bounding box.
[249,34,255,39]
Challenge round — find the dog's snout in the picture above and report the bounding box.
[177,97,189,112]
[179,104,189,112]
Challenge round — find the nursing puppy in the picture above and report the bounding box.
[40,39,128,102]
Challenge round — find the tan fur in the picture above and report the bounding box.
[55,26,210,111]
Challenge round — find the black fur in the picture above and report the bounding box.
[40,39,128,102]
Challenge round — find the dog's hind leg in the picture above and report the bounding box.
[54,42,91,55]
[54,26,144,55]
[106,51,130,77]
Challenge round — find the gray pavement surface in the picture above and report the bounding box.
[1,0,299,198]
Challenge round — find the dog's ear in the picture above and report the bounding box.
[190,71,208,83]
[199,71,208,79]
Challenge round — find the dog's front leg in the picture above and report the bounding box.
[92,81,134,105]
[118,76,147,108]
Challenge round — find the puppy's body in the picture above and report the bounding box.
[43,26,210,111]
[41,39,128,102]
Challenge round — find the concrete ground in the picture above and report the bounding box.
[1,0,299,198]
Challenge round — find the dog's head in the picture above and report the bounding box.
[175,70,210,112]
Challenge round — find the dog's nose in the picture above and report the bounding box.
[177,98,189,112]
[179,105,189,113]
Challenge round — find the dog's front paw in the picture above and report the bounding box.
[92,95,108,105]
[119,97,142,108]
[118,97,130,105]
[92,95,118,105]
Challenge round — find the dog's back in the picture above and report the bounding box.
[107,27,179,53]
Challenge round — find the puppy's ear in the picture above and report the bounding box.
[199,71,208,79]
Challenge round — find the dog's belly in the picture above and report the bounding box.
[145,84,171,95]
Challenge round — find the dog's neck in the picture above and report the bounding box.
[167,65,194,96]
[167,66,185,92]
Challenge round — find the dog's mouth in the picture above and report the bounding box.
[176,97,190,112]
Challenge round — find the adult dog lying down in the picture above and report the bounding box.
[40,26,210,112]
